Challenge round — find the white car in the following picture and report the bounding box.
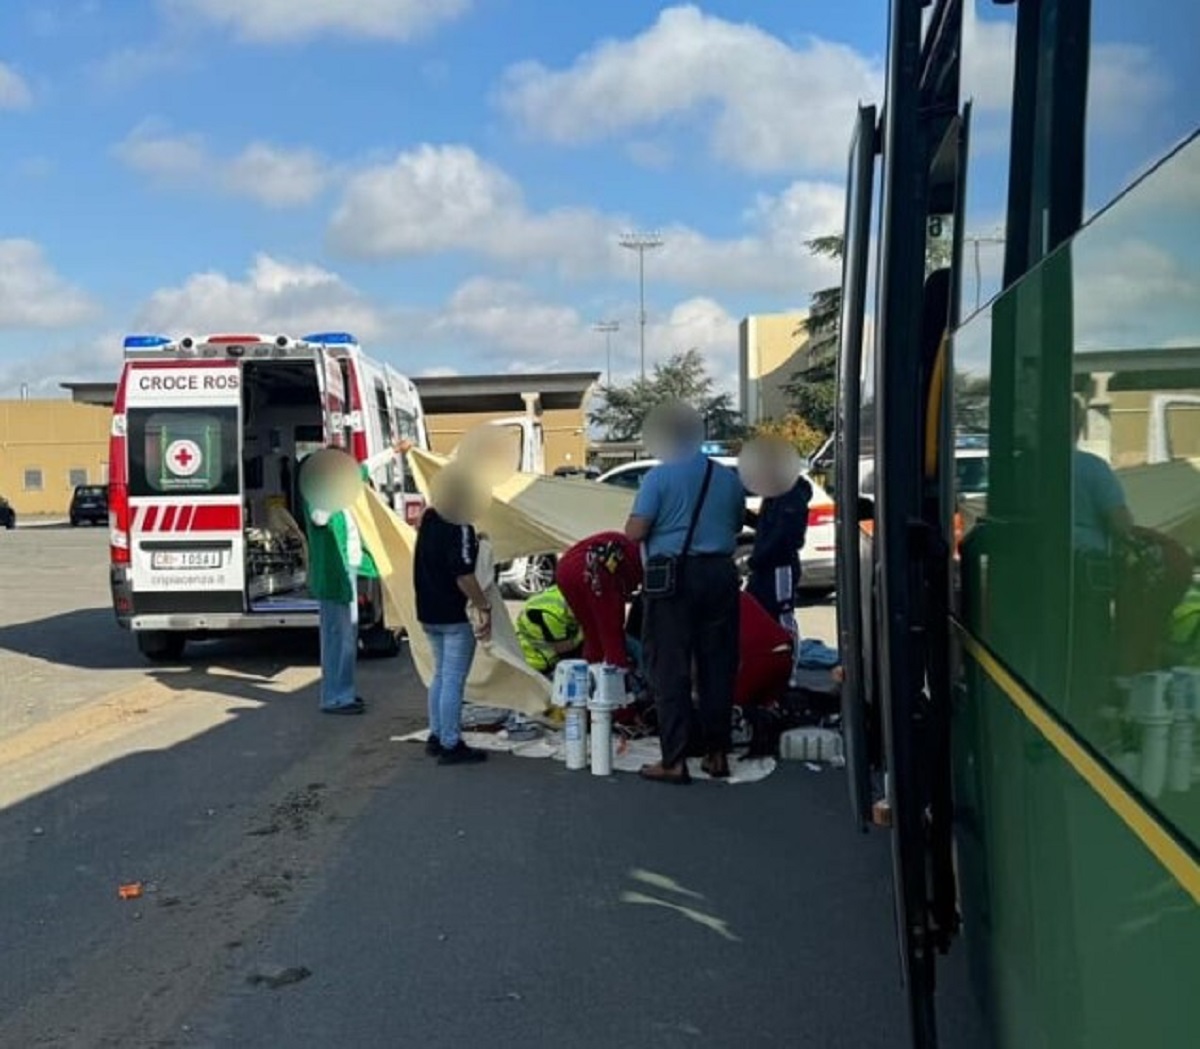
[498,553,558,600]
[596,457,836,594]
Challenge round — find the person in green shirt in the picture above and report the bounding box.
[301,449,380,715]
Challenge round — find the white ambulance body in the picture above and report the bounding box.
[108,331,428,661]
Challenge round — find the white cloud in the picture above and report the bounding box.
[497,5,881,174]
[962,1,1168,130]
[426,277,739,384]
[625,140,673,170]
[0,240,96,329]
[167,0,471,43]
[0,331,122,398]
[0,61,34,110]
[113,123,333,207]
[135,254,386,340]
[329,144,844,295]
[90,46,192,92]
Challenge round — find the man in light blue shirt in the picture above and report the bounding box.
[626,404,745,783]
[633,452,746,559]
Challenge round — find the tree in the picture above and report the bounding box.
[751,414,826,458]
[589,348,744,442]
[954,371,990,434]
[783,225,957,436]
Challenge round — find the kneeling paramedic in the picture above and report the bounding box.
[515,585,583,676]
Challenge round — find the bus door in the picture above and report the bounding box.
[124,362,246,616]
[836,102,878,832]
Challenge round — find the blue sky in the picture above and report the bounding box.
[0,1,1194,396]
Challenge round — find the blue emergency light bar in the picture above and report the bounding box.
[123,335,171,349]
[701,441,730,455]
[303,332,358,345]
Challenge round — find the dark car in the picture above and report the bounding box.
[69,485,108,526]
[0,495,14,530]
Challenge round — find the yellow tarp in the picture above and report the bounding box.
[349,486,551,716]
[407,447,635,562]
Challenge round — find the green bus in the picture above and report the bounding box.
[836,1,1198,1046]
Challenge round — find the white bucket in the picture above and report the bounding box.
[564,707,588,770]
[552,660,591,708]
[589,663,627,708]
[1130,671,1172,721]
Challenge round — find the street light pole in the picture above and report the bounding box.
[965,231,1005,311]
[618,231,664,381]
[592,320,620,385]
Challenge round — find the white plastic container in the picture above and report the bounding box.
[1139,713,1173,799]
[1169,714,1193,794]
[564,707,588,770]
[552,660,590,709]
[589,663,627,708]
[589,705,614,776]
[779,727,844,763]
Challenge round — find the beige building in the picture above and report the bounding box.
[0,371,598,518]
[738,312,809,425]
[0,400,111,516]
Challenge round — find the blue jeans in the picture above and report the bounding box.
[319,599,358,709]
[424,622,476,749]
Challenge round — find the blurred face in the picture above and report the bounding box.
[644,401,704,462]
[738,438,801,497]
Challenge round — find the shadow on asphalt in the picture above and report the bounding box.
[0,641,427,1045]
[0,607,321,674]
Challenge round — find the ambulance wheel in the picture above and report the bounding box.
[136,631,186,662]
[360,625,401,659]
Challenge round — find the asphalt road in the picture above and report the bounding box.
[0,528,983,1048]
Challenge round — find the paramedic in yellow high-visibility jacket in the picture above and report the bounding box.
[515,585,584,676]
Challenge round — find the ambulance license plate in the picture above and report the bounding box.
[151,550,222,570]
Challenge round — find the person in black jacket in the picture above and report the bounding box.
[746,446,812,631]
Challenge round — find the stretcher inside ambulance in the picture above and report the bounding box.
[108,332,427,662]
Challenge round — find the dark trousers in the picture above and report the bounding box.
[747,560,798,621]
[643,557,740,766]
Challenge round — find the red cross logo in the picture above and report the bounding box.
[165,439,203,478]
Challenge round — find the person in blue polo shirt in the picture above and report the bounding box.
[625,403,745,783]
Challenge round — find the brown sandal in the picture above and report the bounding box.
[701,753,730,779]
[639,762,692,785]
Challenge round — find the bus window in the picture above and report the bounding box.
[958,1,1018,319]
[1086,1,1197,220]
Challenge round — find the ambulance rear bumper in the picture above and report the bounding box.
[130,612,318,632]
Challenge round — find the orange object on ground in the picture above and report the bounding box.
[118,882,143,900]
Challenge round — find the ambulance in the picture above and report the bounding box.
[107,331,429,661]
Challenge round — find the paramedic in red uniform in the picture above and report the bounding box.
[556,532,643,668]
[735,592,795,709]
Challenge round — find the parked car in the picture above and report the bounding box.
[69,484,108,526]
[595,457,837,594]
[0,495,14,530]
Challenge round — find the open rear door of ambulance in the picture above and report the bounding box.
[125,360,246,635]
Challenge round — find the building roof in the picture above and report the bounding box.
[61,382,118,405]
[413,371,599,415]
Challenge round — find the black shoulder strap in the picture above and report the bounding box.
[681,459,715,559]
